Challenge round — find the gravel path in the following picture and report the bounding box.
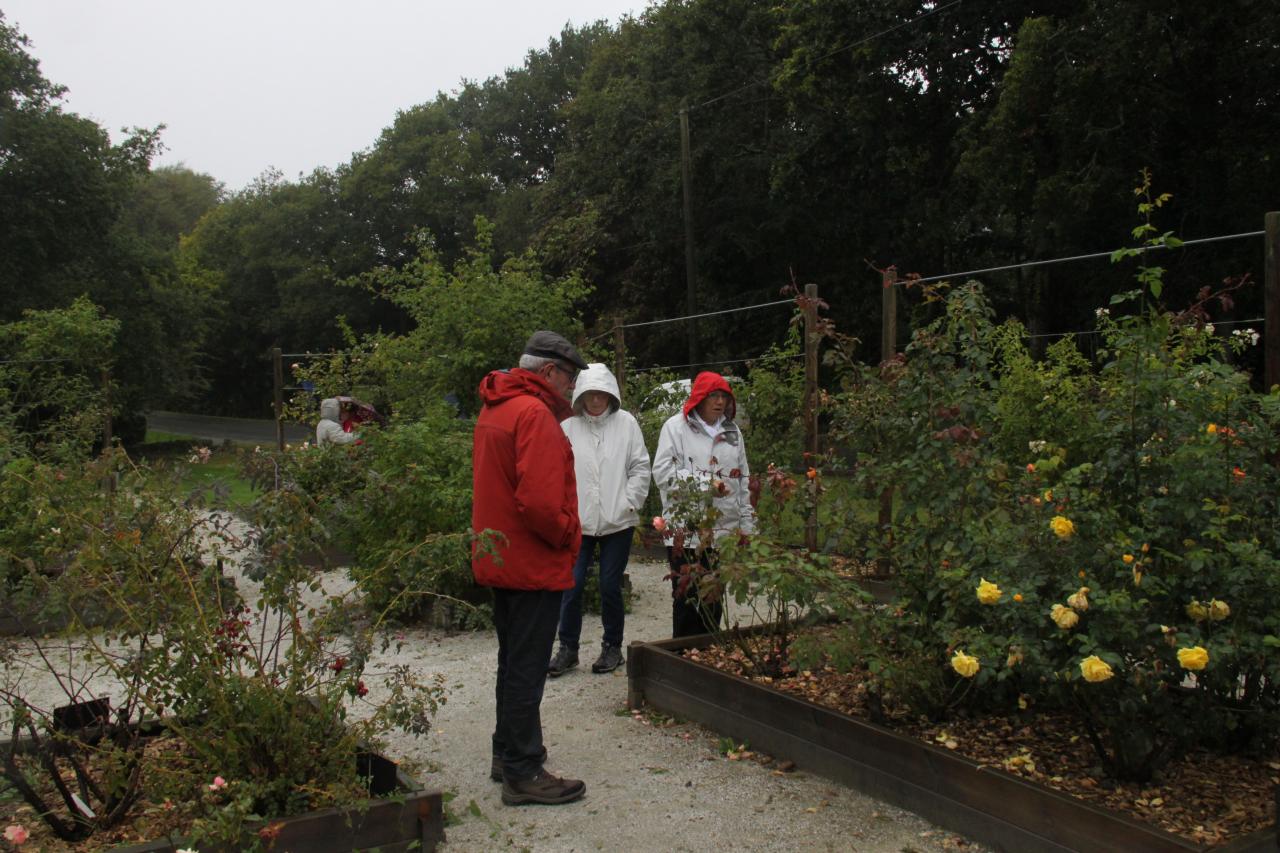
[3,518,975,852]
[390,556,973,853]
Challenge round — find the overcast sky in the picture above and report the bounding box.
[3,0,646,191]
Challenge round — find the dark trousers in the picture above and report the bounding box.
[558,528,632,650]
[491,587,561,781]
[667,546,723,638]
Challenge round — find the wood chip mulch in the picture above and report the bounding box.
[685,634,1278,848]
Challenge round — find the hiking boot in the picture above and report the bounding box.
[501,769,586,806]
[490,745,548,782]
[547,645,578,677]
[590,643,624,674]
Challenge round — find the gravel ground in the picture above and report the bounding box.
[3,517,977,852]
[390,556,975,853]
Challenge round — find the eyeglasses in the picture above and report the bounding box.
[706,391,731,401]
[551,362,579,383]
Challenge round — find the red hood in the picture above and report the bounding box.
[478,368,573,421]
[682,371,736,421]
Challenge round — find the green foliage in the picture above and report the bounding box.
[244,407,483,626]
[353,217,590,417]
[823,243,1280,779]
[0,297,118,462]
[0,447,447,847]
[738,319,806,471]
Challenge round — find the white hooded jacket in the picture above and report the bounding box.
[652,405,755,543]
[316,398,356,446]
[561,364,651,537]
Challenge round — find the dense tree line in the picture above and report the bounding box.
[4,1,1276,419]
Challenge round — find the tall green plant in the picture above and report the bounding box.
[821,194,1280,779]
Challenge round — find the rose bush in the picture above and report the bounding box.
[1,443,446,848]
[761,190,1280,781]
[241,404,485,626]
[821,260,1279,779]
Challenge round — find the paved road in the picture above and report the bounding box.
[148,410,311,445]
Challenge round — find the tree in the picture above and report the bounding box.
[0,13,217,435]
[354,216,590,417]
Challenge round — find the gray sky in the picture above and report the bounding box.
[3,0,645,191]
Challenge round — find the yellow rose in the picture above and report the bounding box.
[1208,599,1230,621]
[951,650,980,678]
[1206,423,1217,435]
[1006,648,1024,668]
[1080,655,1114,683]
[976,578,1003,605]
[1177,646,1209,671]
[1185,600,1208,622]
[1050,603,1080,630]
[1067,586,1090,612]
[1049,516,1075,539]
[1044,489,1053,502]
[1122,553,1134,564]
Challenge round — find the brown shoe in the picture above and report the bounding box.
[501,769,586,805]
[490,745,548,782]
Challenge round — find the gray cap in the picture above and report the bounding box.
[523,330,588,371]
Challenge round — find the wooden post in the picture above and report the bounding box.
[679,105,700,375]
[878,267,898,576]
[614,315,626,403]
[272,347,285,453]
[1265,211,1278,393]
[803,283,820,553]
[881,265,898,359]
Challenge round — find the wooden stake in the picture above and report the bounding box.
[272,347,285,453]
[803,284,820,552]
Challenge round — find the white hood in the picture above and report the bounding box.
[561,363,651,537]
[571,363,621,414]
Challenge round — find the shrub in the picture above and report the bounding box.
[244,404,483,626]
[0,449,445,848]
[824,262,1279,779]
[714,187,1280,782]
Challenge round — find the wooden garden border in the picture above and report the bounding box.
[1,715,444,853]
[626,634,1276,853]
[112,761,445,853]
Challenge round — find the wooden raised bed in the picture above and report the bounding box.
[1,706,444,853]
[626,634,1276,853]
[112,753,445,853]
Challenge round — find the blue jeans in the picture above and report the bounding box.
[557,528,632,650]
[491,587,561,781]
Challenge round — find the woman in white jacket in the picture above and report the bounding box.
[548,364,651,676]
[316,398,356,446]
[652,371,755,637]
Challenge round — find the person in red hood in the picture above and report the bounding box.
[472,330,589,806]
[652,371,756,638]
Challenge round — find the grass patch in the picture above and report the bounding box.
[141,429,198,444]
[137,445,259,510]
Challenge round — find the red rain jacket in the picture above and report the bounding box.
[471,368,580,590]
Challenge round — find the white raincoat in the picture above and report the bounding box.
[652,402,755,544]
[316,398,355,446]
[561,364,651,537]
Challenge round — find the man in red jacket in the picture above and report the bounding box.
[472,330,589,806]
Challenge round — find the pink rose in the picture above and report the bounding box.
[5,824,29,844]
[209,776,227,791]
[652,516,667,533]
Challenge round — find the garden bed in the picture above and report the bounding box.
[0,711,445,852]
[626,630,1277,852]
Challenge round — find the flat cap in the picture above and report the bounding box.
[523,330,588,371]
